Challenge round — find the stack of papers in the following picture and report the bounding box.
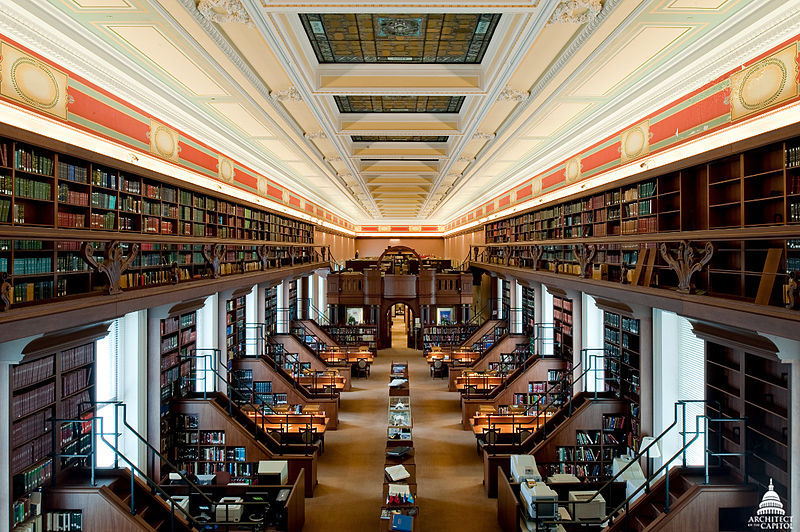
[388,484,411,496]
[389,379,408,387]
[385,464,410,481]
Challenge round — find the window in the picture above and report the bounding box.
[582,294,604,392]
[541,288,554,356]
[654,310,705,467]
[95,320,119,468]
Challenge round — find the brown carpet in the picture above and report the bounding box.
[304,322,500,531]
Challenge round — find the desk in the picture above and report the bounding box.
[319,348,374,364]
[425,348,480,364]
[244,412,329,435]
[470,414,550,435]
[296,373,346,393]
[455,374,504,392]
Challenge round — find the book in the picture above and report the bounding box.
[391,513,413,532]
[385,464,410,481]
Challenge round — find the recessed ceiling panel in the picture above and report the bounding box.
[299,14,501,64]
[335,95,465,113]
[352,135,448,142]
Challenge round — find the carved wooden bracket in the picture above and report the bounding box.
[256,245,270,271]
[504,248,511,266]
[573,244,596,278]
[201,243,225,278]
[289,246,295,265]
[170,262,181,285]
[1,273,11,311]
[81,240,139,295]
[620,263,630,284]
[530,245,544,271]
[659,240,714,294]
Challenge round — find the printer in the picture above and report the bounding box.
[215,496,243,522]
[511,454,542,483]
[520,481,558,521]
[258,460,288,485]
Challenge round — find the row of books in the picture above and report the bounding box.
[46,511,82,531]
[15,148,54,176]
[13,280,62,304]
[57,184,89,206]
[621,217,658,234]
[61,389,91,419]
[58,161,88,183]
[91,167,116,189]
[60,344,93,372]
[12,459,52,497]
[13,408,52,448]
[89,212,115,229]
[11,434,53,475]
[120,175,141,194]
[12,257,52,276]
[13,382,56,419]
[11,491,41,528]
[576,430,601,445]
[1,173,13,194]
[15,177,52,201]
[12,356,55,391]
[91,191,116,209]
[61,367,91,397]
[56,211,85,229]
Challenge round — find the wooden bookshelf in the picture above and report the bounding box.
[521,286,535,336]
[288,280,298,322]
[265,285,278,337]
[323,325,377,350]
[553,295,572,360]
[421,324,478,352]
[173,414,256,484]
[513,368,568,407]
[159,309,197,477]
[704,340,791,506]
[226,294,246,361]
[478,134,800,308]
[0,132,319,311]
[603,311,641,453]
[546,413,628,481]
[9,327,106,530]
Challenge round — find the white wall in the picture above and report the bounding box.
[581,294,604,392]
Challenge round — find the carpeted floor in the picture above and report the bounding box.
[303,321,500,531]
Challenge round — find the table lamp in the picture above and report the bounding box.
[640,436,661,480]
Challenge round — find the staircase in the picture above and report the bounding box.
[104,469,194,532]
[464,319,506,351]
[603,468,759,532]
[294,319,338,347]
[201,391,319,456]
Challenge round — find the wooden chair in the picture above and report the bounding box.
[353,358,370,378]
[478,426,499,455]
[431,359,447,379]
[300,424,323,455]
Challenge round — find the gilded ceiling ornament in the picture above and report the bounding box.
[549,0,602,25]
[197,0,253,26]
[457,156,475,163]
[304,131,327,140]
[270,87,302,102]
[325,156,342,163]
[496,86,529,103]
[473,132,496,140]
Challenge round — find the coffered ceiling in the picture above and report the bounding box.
[1,0,798,226]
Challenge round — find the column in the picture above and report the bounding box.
[496,277,504,319]
[309,274,318,319]
[634,305,654,439]
[566,289,583,393]
[532,282,543,354]
[217,289,234,385]
[0,338,30,527]
[277,281,290,333]
[297,276,305,319]
[509,278,522,334]
[245,285,257,357]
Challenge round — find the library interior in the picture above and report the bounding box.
[1,1,799,531]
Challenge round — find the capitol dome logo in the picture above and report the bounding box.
[748,479,792,529]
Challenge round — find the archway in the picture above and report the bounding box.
[379,298,421,349]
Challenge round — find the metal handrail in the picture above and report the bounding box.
[290,320,328,356]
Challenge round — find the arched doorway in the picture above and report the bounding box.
[380,299,421,349]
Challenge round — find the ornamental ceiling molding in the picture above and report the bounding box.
[496,86,529,102]
[473,132,496,140]
[197,0,253,27]
[548,0,602,26]
[270,87,302,102]
[304,131,327,140]
[445,3,800,227]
